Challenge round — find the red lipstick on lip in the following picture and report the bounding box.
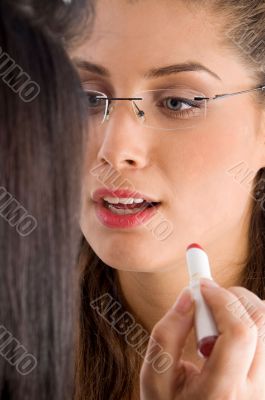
[91,188,161,229]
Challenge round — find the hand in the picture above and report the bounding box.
[140,280,265,400]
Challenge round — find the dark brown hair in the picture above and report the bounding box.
[75,1,265,399]
[0,0,92,398]
[5,0,94,46]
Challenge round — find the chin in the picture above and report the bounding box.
[85,237,171,272]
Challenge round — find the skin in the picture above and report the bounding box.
[71,0,265,397]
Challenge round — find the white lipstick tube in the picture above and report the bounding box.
[186,243,219,358]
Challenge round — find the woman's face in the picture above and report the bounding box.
[71,0,265,272]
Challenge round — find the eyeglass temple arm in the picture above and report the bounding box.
[194,85,265,101]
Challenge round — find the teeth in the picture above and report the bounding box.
[103,196,145,205]
[108,205,146,215]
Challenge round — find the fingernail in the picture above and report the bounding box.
[200,277,219,289]
[174,287,193,314]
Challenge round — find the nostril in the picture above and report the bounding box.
[126,160,135,165]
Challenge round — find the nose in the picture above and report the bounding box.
[96,100,150,171]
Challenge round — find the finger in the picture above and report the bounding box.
[199,280,258,387]
[228,286,265,385]
[140,287,198,398]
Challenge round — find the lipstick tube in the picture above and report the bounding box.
[186,243,219,358]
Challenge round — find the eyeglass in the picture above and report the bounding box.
[84,84,265,131]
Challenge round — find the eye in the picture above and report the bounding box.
[156,94,204,121]
[84,90,108,115]
[164,97,193,111]
[86,91,104,106]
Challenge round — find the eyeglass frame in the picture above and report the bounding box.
[87,84,265,129]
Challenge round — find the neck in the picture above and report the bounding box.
[117,235,248,333]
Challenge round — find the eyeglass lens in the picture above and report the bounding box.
[85,86,207,131]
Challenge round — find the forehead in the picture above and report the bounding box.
[71,0,252,88]
[76,1,216,60]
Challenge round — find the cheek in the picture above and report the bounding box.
[81,126,103,172]
[159,115,258,228]
[170,113,256,170]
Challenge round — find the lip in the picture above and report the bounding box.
[91,187,162,229]
[93,200,161,229]
[91,188,161,204]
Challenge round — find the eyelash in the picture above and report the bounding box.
[155,97,203,119]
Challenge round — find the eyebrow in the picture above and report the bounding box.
[73,58,111,77]
[144,62,221,81]
[73,58,221,81]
